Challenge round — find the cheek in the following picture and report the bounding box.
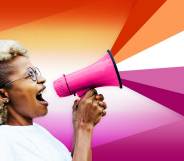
[9,83,37,114]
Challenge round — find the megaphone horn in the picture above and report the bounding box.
[53,50,122,97]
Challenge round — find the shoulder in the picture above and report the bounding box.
[0,125,21,147]
[0,125,13,139]
[33,123,72,160]
[0,129,15,160]
[33,123,71,153]
[32,122,53,136]
[32,122,47,130]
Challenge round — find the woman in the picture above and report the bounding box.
[0,40,107,161]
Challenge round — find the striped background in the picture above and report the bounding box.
[1,1,184,160]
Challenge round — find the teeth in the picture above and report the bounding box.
[37,90,43,96]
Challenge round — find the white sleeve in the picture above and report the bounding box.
[54,140,73,161]
[63,150,72,161]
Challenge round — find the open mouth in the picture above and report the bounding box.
[36,86,48,106]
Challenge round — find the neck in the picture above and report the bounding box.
[6,106,33,126]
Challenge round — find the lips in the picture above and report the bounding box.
[36,86,48,106]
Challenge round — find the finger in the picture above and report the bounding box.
[88,91,99,104]
[82,88,97,99]
[95,94,104,101]
[91,99,99,111]
[101,110,106,117]
[94,116,102,126]
[97,106,104,115]
[72,99,80,111]
[94,111,106,125]
[98,101,107,109]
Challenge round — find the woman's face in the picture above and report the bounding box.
[6,56,48,123]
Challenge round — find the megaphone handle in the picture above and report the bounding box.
[76,88,91,97]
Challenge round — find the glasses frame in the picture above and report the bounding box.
[2,67,41,88]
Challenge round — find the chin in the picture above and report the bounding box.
[40,107,48,116]
[35,105,48,118]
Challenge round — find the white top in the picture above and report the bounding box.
[0,123,72,161]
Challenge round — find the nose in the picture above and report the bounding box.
[37,75,46,84]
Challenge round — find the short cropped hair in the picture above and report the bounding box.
[0,40,28,124]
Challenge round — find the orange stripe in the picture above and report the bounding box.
[115,0,184,62]
[0,0,94,31]
[111,0,166,56]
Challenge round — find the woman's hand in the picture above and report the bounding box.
[72,89,107,130]
[72,89,107,161]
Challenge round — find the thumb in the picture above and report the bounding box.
[72,99,80,111]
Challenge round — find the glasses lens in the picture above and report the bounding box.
[27,68,37,81]
[35,67,41,76]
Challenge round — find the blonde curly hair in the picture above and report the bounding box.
[0,40,28,124]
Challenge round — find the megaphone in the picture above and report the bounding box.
[53,50,122,97]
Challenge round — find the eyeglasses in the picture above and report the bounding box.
[2,67,41,88]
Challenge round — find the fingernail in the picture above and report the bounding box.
[93,89,97,94]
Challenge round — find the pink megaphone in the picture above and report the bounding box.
[53,50,122,97]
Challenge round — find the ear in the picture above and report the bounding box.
[0,88,9,101]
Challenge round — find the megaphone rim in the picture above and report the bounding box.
[107,50,122,88]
